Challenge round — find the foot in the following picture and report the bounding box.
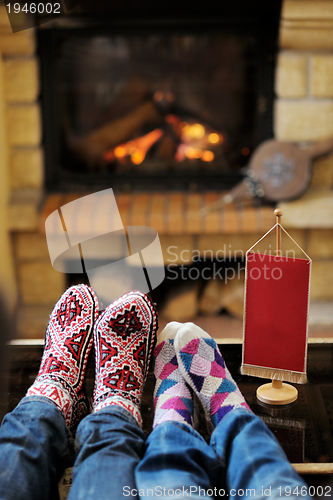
[175,323,250,427]
[91,291,158,427]
[153,322,196,429]
[27,284,99,429]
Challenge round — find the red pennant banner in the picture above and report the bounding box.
[243,252,311,375]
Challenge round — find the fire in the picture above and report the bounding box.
[114,146,126,158]
[208,133,222,144]
[103,112,223,166]
[202,150,215,162]
[103,128,163,164]
[131,150,146,165]
[185,146,195,159]
[182,122,205,140]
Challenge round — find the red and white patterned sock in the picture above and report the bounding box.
[153,322,196,429]
[27,284,99,429]
[91,291,158,427]
[175,323,250,427]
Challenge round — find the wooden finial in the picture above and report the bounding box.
[274,208,283,222]
[274,208,282,255]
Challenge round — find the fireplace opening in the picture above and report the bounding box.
[38,0,282,192]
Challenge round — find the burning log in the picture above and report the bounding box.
[103,128,164,165]
[69,100,161,166]
[66,75,224,169]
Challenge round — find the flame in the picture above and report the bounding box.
[182,122,205,140]
[114,146,126,158]
[131,150,145,165]
[185,146,195,159]
[103,128,163,164]
[202,150,215,162]
[165,114,180,125]
[175,144,186,162]
[208,133,222,144]
[103,113,223,167]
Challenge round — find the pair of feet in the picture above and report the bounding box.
[153,322,249,430]
[26,284,248,432]
[27,285,158,430]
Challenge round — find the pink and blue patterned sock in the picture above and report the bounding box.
[153,322,196,429]
[175,322,250,427]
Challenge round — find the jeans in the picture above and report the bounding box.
[0,397,310,500]
[136,410,311,499]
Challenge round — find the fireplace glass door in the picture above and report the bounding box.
[39,12,280,191]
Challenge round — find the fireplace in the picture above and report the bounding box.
[38,0,282,192]
[2,0,333,342]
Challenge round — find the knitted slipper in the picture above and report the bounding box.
[27,284,99,429]
[175,322,250,428]
[153,322,198,429]
[91,290,158,427]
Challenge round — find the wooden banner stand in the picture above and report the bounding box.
[256,209,298,405]
[256,378,298,405]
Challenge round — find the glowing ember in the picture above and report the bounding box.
[131,150,145,164]
[202,150,215,162]
[185,146,195,159]
[114,146,126,158]
[182,122,205,140]
[208,132,222,144]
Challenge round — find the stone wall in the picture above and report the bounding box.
[0,7,65,336]
[276,1,333,140]
[276,0,333,302]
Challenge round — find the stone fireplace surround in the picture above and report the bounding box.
[1,0,333,338]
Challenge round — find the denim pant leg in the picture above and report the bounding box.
[210,408,312,500]
[68,406,147,500]
[0,396,73,500]
[135,421,222,498]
